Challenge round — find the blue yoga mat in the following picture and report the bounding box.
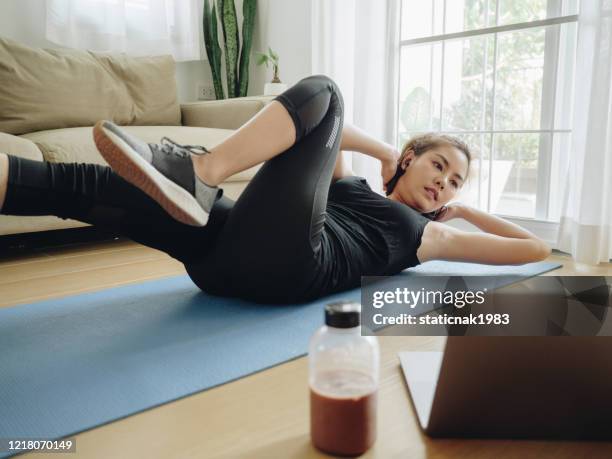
[0,260,561,456]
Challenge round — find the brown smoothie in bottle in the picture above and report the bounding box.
[310,369,377,456]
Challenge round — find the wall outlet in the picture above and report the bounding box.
[197,84,216,100]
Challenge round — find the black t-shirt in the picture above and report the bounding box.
[311,176,431,295]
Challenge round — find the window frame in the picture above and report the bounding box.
[397,0,579,224]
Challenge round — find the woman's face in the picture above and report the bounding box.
[388,144,469,213]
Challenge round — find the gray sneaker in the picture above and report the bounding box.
[93,120,219,226]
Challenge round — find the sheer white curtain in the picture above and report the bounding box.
[557,0,612,264]
[46,0,201,61]
[311,0,400,192]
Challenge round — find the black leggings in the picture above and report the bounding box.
[2,75,344,303]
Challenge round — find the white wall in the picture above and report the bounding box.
[0,0,312,102]
[248,0,312,95]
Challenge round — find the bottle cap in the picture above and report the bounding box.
[325,301,361,328]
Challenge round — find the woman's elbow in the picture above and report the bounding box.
[539,241,552,260]
[531,239,552,262]
[508,239,551,265]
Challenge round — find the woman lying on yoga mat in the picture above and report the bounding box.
[0,75,550,303]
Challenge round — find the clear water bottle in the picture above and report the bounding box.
[309,301,380,456]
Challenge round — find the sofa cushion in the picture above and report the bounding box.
[21,126,261,182]
[181,97,273,130]
[0,215,88,237]
[0,133,43,161]
[0,37,181,136]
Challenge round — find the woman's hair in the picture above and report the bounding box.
[385,133,472,220]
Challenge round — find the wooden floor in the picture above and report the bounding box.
[1,238,611,458]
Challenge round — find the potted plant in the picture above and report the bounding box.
[256,47,288,96]
[203,0,257,99]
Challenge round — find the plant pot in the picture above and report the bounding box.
[264,82,288,96]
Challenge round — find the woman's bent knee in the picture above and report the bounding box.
[274,74,344,142]
[305,74,344,115]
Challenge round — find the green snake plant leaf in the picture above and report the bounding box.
[220,0,239,98]
[203,0,224,99]
[238,0,257,97]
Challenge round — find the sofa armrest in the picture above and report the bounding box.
[180,95,275,130]
[0,132,43,161]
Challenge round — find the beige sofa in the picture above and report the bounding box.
[0,37,272,236]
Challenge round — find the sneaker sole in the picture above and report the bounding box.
[93,121,209,227]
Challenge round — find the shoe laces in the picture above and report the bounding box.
[153,137,211,158]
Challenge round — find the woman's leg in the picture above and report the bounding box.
[188,75,344,302]
[192,100,298,187]
[194,75,344,186]
[93,75,338,227]
[0,153,231,264]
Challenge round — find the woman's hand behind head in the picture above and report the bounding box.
[381,147,401,192]
[433,202,467,222]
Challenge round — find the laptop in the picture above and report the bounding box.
[399,336,612,439]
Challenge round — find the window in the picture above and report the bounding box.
[46,0,200,61]
[398,0,579,221]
